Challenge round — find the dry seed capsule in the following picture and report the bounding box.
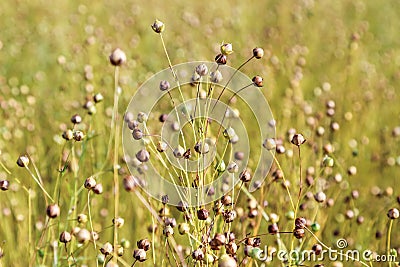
[0,180,10,191]
[347,166,357,176]
[268,223,279,234]
[123,175,138,191]
[73,131,85,141]
[215,54,227,65]
[224,210,237,223]
[84,177,96,189]
[218,254,237,267]
[178,223,190,235]
[133,248,147,262]
[221,195,232,206]
[100,242,113,255]
[291,133,306,146]
[192,248,204,261]
[156,141,168,152]
[252,76,263,87]
[387,208,400,219]
[151,19,164,33]
[46,204,60,219]
[314,191,326,203]
[137,112,148,123]
[176,200,188,212]
[253,47,264,59]
[263,138,276,150]
[137,239,151,251]
[295,217,307,229]
[163,225,174,236]
[109,48,126,66]
[76,229,90,243]
[197,208,209,220]
[136,149,150,162]
[93,183,103,194]
[62,129,74,140]
[239,169,252,182]
[210,70,223,83]
[225,241,238,255]
[159,113,168,122]
[93,93,104,103]
[195,64,208,76]
[113,217,125,228]
[77,214,88,224]
[220,43,233,55]
[71,114,82,124]
[59,231,72,243]
[293,228,305,239]
[213,233,226,246]
[173,146,185,158]
[312,244,323,255]
[132,128,143,140]
[159,80,170,91]
[17,155,29,167]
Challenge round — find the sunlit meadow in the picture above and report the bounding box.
[0,0,399,266]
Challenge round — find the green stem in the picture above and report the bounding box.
[112,66,121,262]
[386,219,393,267]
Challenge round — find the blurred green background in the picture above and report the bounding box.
[0,0,399,266]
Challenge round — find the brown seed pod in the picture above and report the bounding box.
[252,76,263,87]
[387,208,400,219]
[46,204,60,219]
[93,183,103,194]
[291,133,306,146]
[221,195,232,206]
[137,238,151,251]
[136,149,150,162]
[225,242,238,255]
[151,19,164,33]
[76,228,91,243]
[176,200,188,212]
[0,180,10,191]
[59,231,72,243]
[268,223,279,235]
[123,175,138,192]
[132,128,143,140]
[197,208,209,220]
[192,248,204,261]
[70,114,82,124]
[213,233,226,246]
[239,169,252,183]
[62,129,74,140]
[295,217,307,229]
[109,48,127,66]
[215,53,227,65]
[253,47,264,59]
[133,248,147,262]
[16,155,29,167]
[100,242,113,255]
[223,210,237,223]
[93,93,104,103]
[84,177,96,189]
[312,244,323,255]
[293,228,305,239]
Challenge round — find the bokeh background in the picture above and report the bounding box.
[0,0,399,266]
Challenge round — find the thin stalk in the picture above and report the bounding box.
[112,66,121,262]
[386,219,393,267]
[212,56,255,111]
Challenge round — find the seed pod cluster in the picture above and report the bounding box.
[293,217,307,239]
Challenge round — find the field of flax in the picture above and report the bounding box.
[0,0,399,266]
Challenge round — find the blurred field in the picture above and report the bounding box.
[0,0,399,266]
